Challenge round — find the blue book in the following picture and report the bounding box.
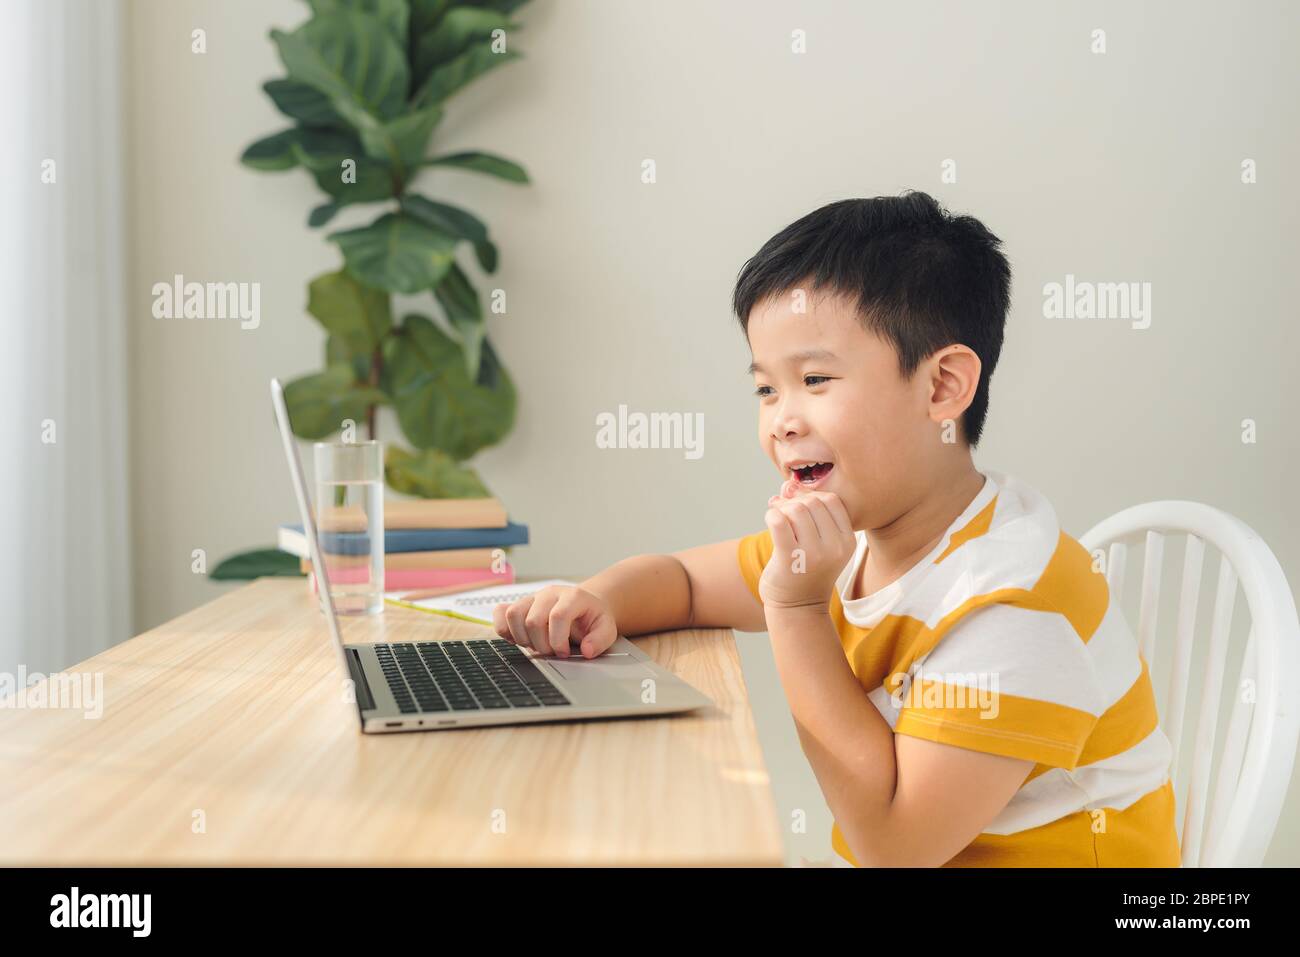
[278,521,529,557]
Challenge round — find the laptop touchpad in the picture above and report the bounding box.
[547,654,655,681]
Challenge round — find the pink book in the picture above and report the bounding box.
[309,563,515,591]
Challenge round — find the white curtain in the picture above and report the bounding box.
[0,0,131,678]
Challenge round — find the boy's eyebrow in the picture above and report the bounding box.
[747,349,839,375]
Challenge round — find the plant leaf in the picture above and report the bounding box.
[272,11,410,122]
[414,43,520,105]
[308,201,342,227]
[385,446,491,498]
[400,193,497,272]
[326,334,373,383]
[409,0,455,37]
[474,334,507,388]
[423,150,529,183]
[240,129,301,170]
[262,78,347,127]
[305,164,395,205]
[305,0,410,48]
[475,0,532,13]
[283,363,388,439]
[433,263,484,379]
[409,0,530,51]
[329,212,457,294]
[414,7,516,85]
[210,548,305,581]
[307,269,393,355]
[294,127,396,204]
[353,103,444,169]
[383,315,516,459]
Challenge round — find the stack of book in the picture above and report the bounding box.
[277,497,529,595]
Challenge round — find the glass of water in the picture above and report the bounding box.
[313,440,384,615]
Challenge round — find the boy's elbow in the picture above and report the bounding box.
[840,813,953,868]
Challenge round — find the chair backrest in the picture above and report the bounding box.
[1080,501,1300,866]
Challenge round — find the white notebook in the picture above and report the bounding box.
[386,579,577,624]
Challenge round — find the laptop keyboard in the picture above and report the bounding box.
[374,638,571,714]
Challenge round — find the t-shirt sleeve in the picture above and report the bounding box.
[735,528,774,604]
[892,601,1106,770]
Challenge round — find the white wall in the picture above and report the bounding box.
[125,0,1300,865]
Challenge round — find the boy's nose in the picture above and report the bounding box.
[771,408,806,438]
[766,393,811,443]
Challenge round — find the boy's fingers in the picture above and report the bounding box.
[765,505,799,553]
[547,596,580,657]
[505,597,537,650]
[814,492,854,537]
[778,497,821,546]
[523,591,560,654]
[800,495,840,544]
[580,612,618,658]
[492,602,511,640]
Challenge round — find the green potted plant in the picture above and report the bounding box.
[213,0,532,581]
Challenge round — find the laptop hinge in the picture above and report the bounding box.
[346,648,377,713]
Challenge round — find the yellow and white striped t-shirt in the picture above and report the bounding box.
[736,469,1181,867]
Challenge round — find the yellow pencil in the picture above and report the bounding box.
[383,596,491,624]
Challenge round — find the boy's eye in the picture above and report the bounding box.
[755,376,829,397]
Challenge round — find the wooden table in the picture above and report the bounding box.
[0,579,783,865]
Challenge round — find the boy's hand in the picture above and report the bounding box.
[759,478,856,612]
[491,585,618,658]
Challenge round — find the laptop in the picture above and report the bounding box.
[270,378,714,733]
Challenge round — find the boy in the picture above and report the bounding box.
[491,192,1181,868]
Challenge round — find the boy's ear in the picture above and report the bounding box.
[926,345,981,429]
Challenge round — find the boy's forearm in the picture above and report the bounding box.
[765,604,898,863]
[579,554,693,637]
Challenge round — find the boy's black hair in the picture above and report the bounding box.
[732,191,1011,448]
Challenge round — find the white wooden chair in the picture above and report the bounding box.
[1081,501,1300,867]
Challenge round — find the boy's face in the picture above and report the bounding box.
[747,288,939,532]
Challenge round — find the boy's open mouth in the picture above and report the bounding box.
[791,462,834,485]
